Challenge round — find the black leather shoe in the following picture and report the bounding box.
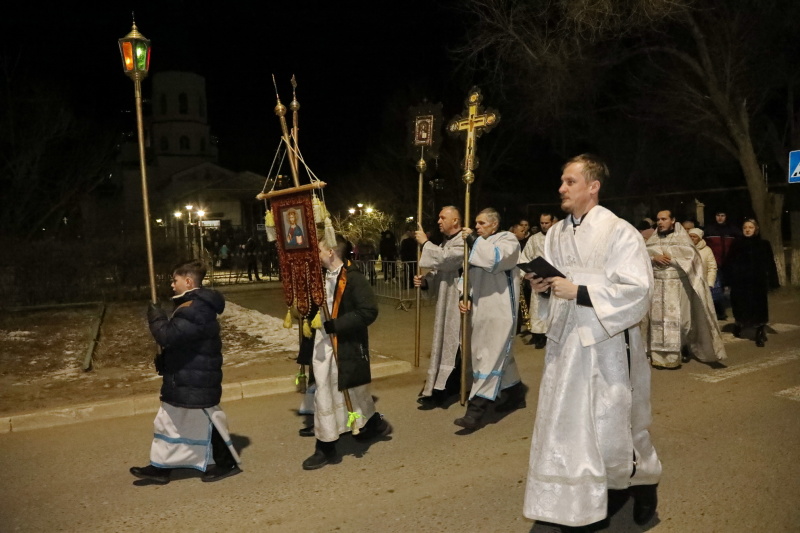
[298,425,315,437]
[631,483,658,526]
[302,449,339,470]
[130,465,171,484]
[202,464,242,482]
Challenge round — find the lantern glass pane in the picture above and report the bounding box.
[122,41,134,71]
[146,48,151,71]
[135,42,148,71]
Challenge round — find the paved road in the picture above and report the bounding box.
[1,288,798,532]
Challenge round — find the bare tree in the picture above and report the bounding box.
[458,0,800,284]
[0,61,117,239]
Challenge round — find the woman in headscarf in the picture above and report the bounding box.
[724,219,779,347]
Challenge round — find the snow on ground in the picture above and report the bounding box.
[220,302,299,364]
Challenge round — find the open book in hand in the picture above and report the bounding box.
[517,256,565,279]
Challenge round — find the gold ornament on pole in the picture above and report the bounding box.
[447,86,500,405]
[118,15,156,304]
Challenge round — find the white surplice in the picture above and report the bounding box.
[312,265,376,443]
[419,234,464,396]
[520,231,547,334]
[466,231,522,401]
[524,206,662,527]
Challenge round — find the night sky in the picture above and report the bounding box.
[4,1,471,179]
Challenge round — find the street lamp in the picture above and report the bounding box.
[173,211,183,248]
[118,16,156,303]
[196,210,205,258]
[185,204,194,257]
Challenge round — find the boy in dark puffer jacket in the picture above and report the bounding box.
[130,260,241,485]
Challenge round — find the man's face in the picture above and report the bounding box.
[512,225,526,240]
[682,220,695,231]
[519,220,530,234]
[288,212,296,225]
[475,213,498,238]
[318,242,334,269]
[438,208,459,235]
[539,215,555,234]
[171,274,192,295]
[656,211,675,233]
[716,213,726,224]
[559,162,595,216]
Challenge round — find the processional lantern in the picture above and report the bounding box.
[118,15,157,304]
[118,21,151,81]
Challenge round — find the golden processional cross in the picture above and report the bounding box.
[447,86,500,406]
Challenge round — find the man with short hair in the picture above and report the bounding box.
[645,210,726,369]
[413,206,464,408]
[455,208,526,430]
[131,260,241,485]
[519,212,558,348]
[303,235,392,470]
[524,154,661,528]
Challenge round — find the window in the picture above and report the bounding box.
[179,93,188,114]
[160,136,169,151]
[199,97,205,118]
[159,94,167,115]
[200,137,206,152]
[180,136,190,150]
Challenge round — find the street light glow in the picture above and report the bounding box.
[174,211,182,218]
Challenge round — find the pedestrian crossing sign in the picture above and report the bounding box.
[790,150,800,183]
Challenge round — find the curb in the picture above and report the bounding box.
[0,360,413,434]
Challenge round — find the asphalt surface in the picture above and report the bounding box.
[1,286,798,532]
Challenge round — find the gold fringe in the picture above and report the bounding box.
[283,308,293,329]
[302,319,312,338]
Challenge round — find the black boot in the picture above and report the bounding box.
[353,412,393,442]
[495,382,527,413]
[302,439,339,470]
[630,483,658,526]
[732,323,742,338]
[755,326,766,347]
[454,397,490,429]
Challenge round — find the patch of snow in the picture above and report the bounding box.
[221,302,300,353]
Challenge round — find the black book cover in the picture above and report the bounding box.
[517,256,565,278]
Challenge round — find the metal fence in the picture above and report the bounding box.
[351,259,434,310]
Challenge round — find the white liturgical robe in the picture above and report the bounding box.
[520,231,547,334]
[419,233,464,396]
[465,231,522,400]
[524,206,662,527]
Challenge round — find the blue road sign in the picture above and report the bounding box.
[790,150,800,183]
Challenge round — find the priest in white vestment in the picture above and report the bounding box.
[414,206,464,408]
[455,208,526,430]
[646,210,726,369]
[524,154,661,528]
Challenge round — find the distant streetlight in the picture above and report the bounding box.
[348,208,356,215]
[118,16,155,303]
[196,210,205,256]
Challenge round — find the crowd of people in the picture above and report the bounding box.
[129,153,780,532]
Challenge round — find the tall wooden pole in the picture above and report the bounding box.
[414,153,426,368]
[133,78,157,304]
[459,181,472,405]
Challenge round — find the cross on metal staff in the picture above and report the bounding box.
[447,86,500,405]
